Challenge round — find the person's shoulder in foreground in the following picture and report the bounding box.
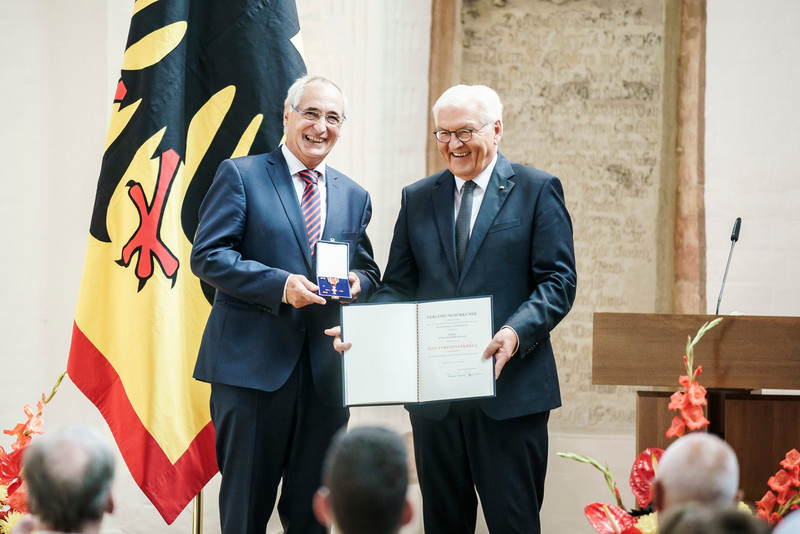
[659,503,771,534]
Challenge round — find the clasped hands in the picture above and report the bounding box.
[323,324,518,380]
[286,272,361,308]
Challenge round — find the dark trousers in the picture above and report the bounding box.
[411,404,550,534]
[210,353,349,534]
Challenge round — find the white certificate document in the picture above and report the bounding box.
[340,296,495,406]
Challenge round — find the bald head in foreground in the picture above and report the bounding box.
[652,432,740,523]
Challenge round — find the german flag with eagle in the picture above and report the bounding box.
[67,0,306,523]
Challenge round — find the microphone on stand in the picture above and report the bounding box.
[715,217,741,315]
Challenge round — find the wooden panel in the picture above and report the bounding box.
[593,313,800,389]
[636,391,674,453]
[636,391,800,503]
[725,395,800,502]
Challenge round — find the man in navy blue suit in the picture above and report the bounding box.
[191,74,380,534]
[332,84,576,533]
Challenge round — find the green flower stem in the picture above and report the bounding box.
[557,452,625,509]
[684,318,723,379]
[776,494,800,518]
[42,370,68,406]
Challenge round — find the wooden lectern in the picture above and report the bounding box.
[592,313,800,502]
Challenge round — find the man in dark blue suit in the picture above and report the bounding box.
[191,74,380,534]
[332,84,576,533]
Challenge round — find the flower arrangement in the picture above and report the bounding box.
[557,448,663,533]
[559,319,721,534]
[755,448,800,525]
[664,318,720,438]
[0,371,66,534]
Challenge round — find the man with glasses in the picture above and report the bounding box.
[191,74,380,534]
[333,84,576,533]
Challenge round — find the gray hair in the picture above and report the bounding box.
[23,426,115,532]
[284,74,347,118]
[656,433,740,507]
[432,84,503,127]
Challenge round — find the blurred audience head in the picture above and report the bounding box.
[652,432,740,522]
[313,426,412,534]
[22,426,115,533]
[774,508,800,534]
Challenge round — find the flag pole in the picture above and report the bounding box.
[192,490,203,534]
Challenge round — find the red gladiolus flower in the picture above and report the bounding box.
[2,482,28,513]
[768,469,794,494]
[777,486,798,507]
[630,448,664,508]
[756,490,777,514]
[668,391,688,412]
[693,365,703,381]
[3,401,44,451]
[686,381,707,406]
[584,503,640,534]
[666,415,686,438]
[678,374,691,389]
[681,405,710,431]
[781,449,800,471]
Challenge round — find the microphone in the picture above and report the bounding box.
[715,217,741,315]
[731,217,741,242]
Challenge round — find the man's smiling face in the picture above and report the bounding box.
[283,80,344,169]
[435,105,502,181]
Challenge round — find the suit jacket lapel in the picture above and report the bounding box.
[265,148,314,268]
[432,172,459,281]
[459,154,515,285]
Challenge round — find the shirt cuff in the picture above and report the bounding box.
[501,325,520,357]
[281,276,290,304]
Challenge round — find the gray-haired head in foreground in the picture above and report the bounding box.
[432,84,503,128]
[655,432,740,510]
[23,426,115,533]
[322,426,409,534]
[284,74,348,119]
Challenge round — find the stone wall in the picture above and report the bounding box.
[456,0,680,435]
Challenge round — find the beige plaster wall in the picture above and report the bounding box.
[705,0,800,316]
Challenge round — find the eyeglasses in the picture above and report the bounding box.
[433,123,489,143]
[291,105,345,127]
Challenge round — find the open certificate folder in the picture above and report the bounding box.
[340,296,496,406]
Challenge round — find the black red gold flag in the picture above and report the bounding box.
[67,0,306,523]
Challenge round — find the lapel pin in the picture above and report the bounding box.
[499,185,505,190]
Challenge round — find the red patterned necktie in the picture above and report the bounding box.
[298,169,322,255]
